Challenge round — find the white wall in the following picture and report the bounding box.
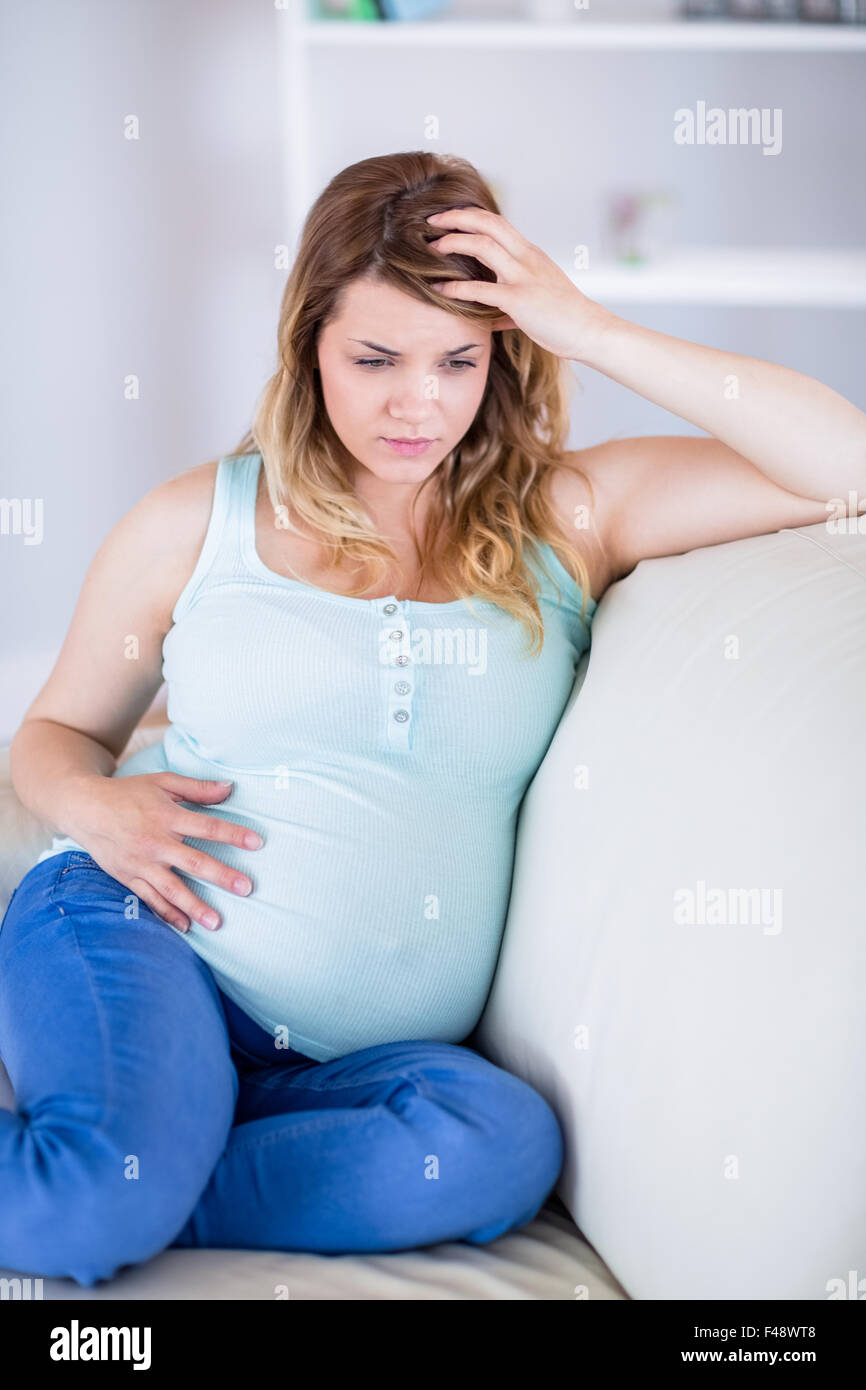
[0,0,285,742]
[1,0,864,743]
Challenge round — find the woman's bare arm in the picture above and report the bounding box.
[9,460,261,930]
[11,461,217,806]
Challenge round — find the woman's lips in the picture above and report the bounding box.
[381,437,435,456]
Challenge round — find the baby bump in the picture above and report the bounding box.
[118,737,519,1058]
[172,815,515,1061]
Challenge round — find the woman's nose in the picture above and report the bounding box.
[387,399,436,424]
[389,372,440,409]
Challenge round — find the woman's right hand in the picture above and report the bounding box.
[63,771,263,933]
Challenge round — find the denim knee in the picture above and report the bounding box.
[517,1081,565,1196]
[461,1076,564,1243]
[16,1099,235,1287]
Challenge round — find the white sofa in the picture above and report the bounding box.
[2,518,863,1300]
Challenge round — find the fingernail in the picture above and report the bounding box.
[203,910,220,929]
[244,832,263,849]
[234,877,252,896]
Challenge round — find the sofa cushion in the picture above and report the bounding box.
[474,520,866,1299]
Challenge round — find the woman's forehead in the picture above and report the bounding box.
[325,279,491,351]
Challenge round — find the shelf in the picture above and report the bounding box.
[567,249,866,306]
[282,14,866,307]
[300,19,866,52]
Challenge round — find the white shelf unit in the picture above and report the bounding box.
[568,249,866,307]
[300,19,866,52]
[278,10,866,308]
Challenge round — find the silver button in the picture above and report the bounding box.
[393,709,410,723]
[383,603,398,615]
[395,654,410,666]
[394,680,411,695]
[389,629,403,641]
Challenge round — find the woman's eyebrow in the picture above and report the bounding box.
[348,338,483,356]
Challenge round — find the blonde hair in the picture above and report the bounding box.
[232,150,598,656]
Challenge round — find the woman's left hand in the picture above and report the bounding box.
[426,205,612,363]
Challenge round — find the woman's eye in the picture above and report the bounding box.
[354,358,475,371]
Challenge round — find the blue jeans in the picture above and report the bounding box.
[0,851,563,1287]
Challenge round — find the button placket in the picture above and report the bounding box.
[376,597,414,751]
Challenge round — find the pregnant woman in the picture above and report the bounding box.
[1,152,861,1287]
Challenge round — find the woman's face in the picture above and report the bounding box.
[315,275,493,494]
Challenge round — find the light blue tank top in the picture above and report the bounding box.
[35,453,596,1060]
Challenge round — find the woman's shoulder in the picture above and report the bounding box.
[109,459,223,630]
[151,453,257,527]
[146,457,221,517]
[543,449,617,606]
